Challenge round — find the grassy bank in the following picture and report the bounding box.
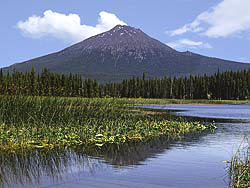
[229,141,250,188]
[106,98,250,106]
[0,96,221,152]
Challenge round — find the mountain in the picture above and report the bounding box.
[3,25,250,83]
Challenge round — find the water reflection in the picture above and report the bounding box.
[0,149,104,187]
[0,132,211,187]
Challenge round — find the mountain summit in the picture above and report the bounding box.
[60,25,175,59]
[4,25,250,82]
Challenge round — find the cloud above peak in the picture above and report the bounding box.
[169,0,250,38]
[17,10,127,43]
[167,39,212,50]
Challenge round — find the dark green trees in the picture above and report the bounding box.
[0,69,249,100]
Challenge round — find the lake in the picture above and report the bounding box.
[1,105,250,188]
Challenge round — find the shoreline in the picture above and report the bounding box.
[136,103,227,107]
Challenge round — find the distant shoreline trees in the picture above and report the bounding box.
[0,68,249,100]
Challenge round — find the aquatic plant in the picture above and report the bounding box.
[228,139,250,188]
[0,96,216,152]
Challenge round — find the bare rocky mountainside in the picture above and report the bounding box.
[3,25,250,83]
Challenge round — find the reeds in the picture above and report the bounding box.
[229,139,250,188]
[0,96,216,152]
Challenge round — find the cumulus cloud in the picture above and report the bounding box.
[17,10,127,43]
[169,0,250,38]
[167,39,212,49]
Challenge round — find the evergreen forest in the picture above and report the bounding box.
[0,69,249,100]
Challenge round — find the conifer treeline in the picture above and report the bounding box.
[0,68,249,100]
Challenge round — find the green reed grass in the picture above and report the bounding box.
[0,96,216,152]
[229,140,250,188]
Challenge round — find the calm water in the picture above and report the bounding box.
[1,105,250,188]
[142,104,250,121]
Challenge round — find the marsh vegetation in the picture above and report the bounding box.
[0,96,217,152]
[229,139,250,188]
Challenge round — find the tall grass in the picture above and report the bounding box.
[0,96,216,152]
[229,139,250,188]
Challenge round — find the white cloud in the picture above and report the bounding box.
[169,20,203,36]
[169,0,250,38]
[167,39,212,49]
[17,10,127,43]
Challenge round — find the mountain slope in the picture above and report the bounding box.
[3,25,250,83]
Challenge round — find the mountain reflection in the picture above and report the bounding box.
[0,132,211,187]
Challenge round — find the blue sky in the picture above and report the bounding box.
[1,0,250,68]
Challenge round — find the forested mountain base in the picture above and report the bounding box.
[0,69,249,100]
